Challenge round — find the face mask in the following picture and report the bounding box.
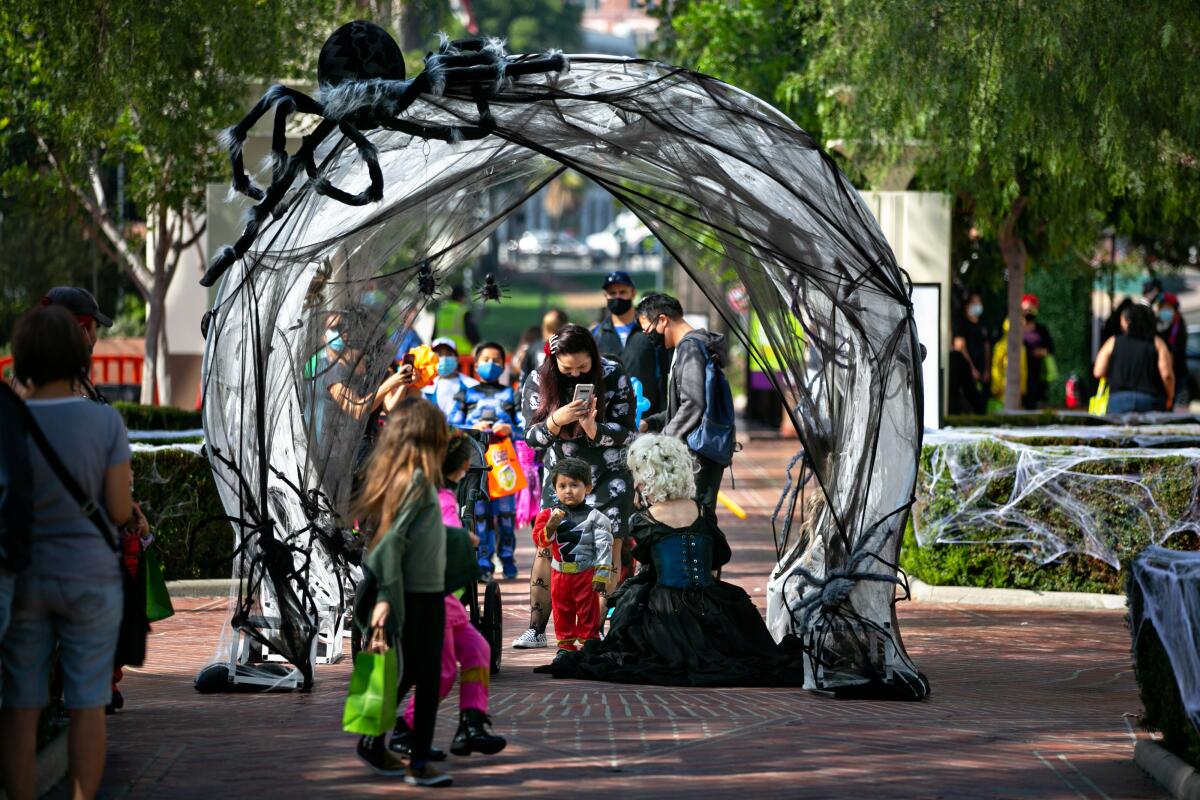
[642,319,665,348]
[324,328,345,353]
[1160,309,1176,325]
[1023,313,1036,323]
[477,361,503,382]
[607,297,633,316]
[967,303,983,318]
[437,356,458,377]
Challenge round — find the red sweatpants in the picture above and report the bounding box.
[550,569,601,650]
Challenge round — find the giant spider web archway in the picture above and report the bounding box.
[200,54,929,699]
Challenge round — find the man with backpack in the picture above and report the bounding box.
[635,293,735,516]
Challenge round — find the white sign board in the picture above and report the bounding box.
[910,284,942,430]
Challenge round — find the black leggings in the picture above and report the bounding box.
[397,591,445,762]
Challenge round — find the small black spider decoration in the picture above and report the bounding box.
[478,272,509,303]
[201,20,568,288]
[416,261,438,298]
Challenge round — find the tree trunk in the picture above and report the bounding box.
[998,197,1028,411]
[141,284,165,404]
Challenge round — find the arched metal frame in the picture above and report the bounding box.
[201,55,928,698]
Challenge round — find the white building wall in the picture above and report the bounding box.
[859,191,952,427]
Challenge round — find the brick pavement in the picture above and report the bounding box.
[94,440,1164,799]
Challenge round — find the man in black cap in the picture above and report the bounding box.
[591,271,664,415]
[41,286,114,403]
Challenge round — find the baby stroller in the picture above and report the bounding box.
[458,429,504,674]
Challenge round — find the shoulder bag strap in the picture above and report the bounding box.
[13,396,119,553]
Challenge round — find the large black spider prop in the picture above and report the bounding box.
[201,20,567,288]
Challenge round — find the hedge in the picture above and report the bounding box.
[907,435,1200,593]
[1128,571,1200,767]
[948,426,1200,449]
[133,446,230,580]
[115,401,202,431]
[900,522,1200,594]
[945,411,1200,428]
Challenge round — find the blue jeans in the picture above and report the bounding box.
[474,494,516,577]
[1107,390,1161,414]
[1,573,123,709]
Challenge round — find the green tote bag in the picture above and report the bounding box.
[342,630,399,736]
[144,548,175,623]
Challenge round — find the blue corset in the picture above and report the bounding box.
[652,532,715,588]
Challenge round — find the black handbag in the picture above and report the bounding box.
[18,401,148,668]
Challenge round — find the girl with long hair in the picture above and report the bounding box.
[511,323,635,649]
[351,398,453,787]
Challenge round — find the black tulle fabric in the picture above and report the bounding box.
[202,55,926,696]
[540,512,806,687]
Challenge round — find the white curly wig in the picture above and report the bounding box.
[626,434,696,504]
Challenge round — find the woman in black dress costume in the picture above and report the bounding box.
[539,434,804,687]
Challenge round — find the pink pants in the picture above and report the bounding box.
[403,594,490,726]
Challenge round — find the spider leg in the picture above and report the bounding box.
[219,85,324,202]
[381,85,496,143]
[310,122,383,207]
[503,53,569,77]
[379,117,493,143]
[201,118,337,287]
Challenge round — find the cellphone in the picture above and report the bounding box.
[572,383,595,405]
[402,353,415,366]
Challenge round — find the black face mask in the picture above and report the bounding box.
[1023,313,1036,323]
[642,321,665,349]
[607,297,633,316]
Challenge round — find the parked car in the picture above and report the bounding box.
[586,211,655,263]
[504,230,590,270]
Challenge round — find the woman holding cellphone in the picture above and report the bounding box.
[512,324,636,649]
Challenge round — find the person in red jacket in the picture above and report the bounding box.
[530,458,613,665]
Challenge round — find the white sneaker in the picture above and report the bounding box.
[511,628,548,649]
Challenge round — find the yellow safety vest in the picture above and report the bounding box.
[435,300,472,353]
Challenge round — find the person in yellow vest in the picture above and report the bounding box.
[991,318,1027,406]
[434,286,479,372]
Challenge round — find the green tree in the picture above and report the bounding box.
[472,0,582,53]
[653,1,1200,409]
[646,0,820,134]
[0,0,324,402]
[802,1,1200,408]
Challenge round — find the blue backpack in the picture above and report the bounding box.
[684,339,737,466]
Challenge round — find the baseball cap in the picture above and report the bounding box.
[1161,291,1180,309]
[602,271,635,290]
[43,286,113,327]
[431,337,459,353]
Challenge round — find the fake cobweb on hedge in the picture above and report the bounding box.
[199,42,928,698]
[915,429,1200,568]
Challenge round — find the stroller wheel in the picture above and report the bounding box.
[482,579,503,674]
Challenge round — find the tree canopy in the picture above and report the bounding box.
[655,0,1200,407]
[472,0,583,53]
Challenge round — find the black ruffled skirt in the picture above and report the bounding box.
[539,572,806,687]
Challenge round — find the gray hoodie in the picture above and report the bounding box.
[645,329,728,441]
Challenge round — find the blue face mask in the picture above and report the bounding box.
[437,356,459,377]
[325,328,345,353]
[1160,309,1175,325]
[477,361,503,382]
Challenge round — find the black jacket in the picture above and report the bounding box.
[593,315,666,415]
[644,329,728,441]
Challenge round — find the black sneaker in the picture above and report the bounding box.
[533,648,575,674]
[450,709,507,756]
[389,719,447,761]
[357,736,409,777]
[404,763,453,787]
